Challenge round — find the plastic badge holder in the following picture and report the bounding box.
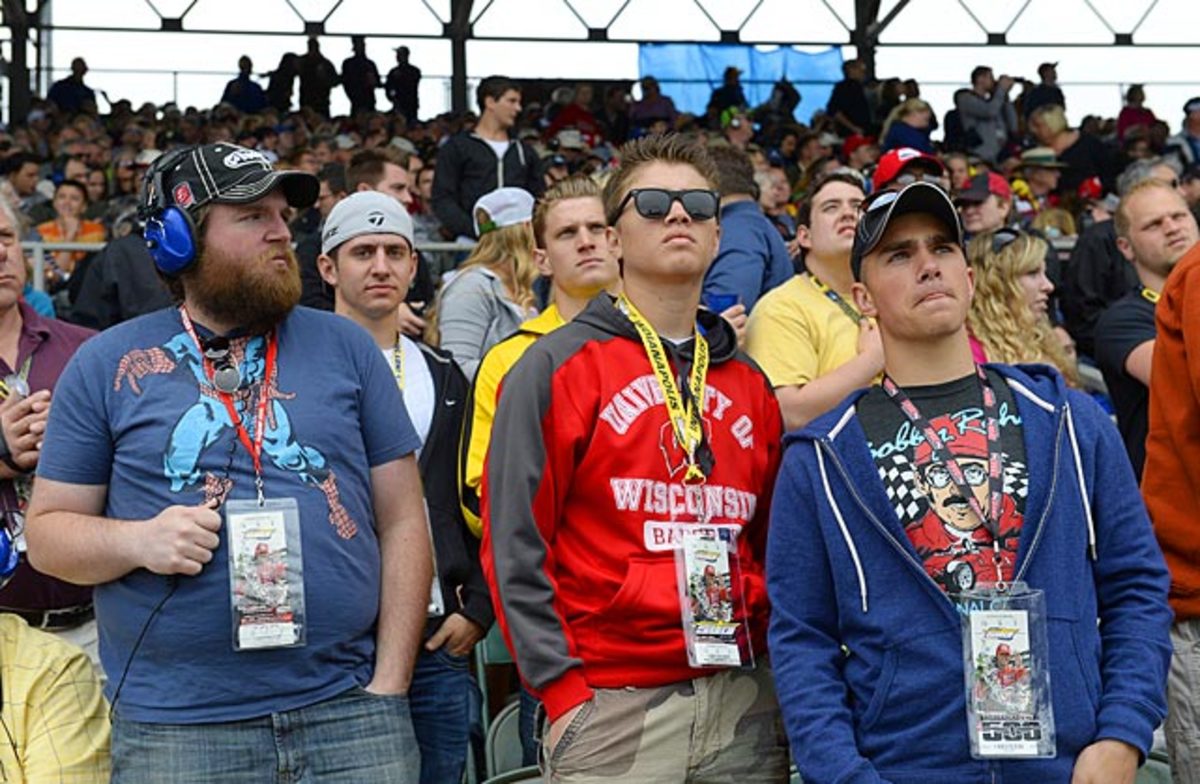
[226,497,307,651]
[959,581,1056,758]
[675,525,755,669]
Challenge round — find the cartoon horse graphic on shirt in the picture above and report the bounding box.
[112,330,357,539]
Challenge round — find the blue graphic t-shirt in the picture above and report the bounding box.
[37,306,420,723]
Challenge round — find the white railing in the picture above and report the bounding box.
[19,241,475,292]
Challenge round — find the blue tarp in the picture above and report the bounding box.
[638,44,844,125]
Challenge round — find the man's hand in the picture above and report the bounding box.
[424,612,485,657]
[1070,739,1138,784]
[0,390,50,471]
[140,503,222,576]
[547,701,590,756]
[856,319,885,374]
[720,303,748,351]
[398,302,426,337]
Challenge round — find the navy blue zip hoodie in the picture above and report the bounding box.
[767,363,1172,784]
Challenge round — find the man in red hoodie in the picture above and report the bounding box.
[481,134,787,782]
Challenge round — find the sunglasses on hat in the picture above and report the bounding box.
[990,227,1022,254]
[611,188,720,225]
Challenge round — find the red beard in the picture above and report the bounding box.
[185,244,301,335]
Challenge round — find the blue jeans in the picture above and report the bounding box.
[111,686,420,783]
[408,646,470,784]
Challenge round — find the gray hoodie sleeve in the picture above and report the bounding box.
[436,270,498,380]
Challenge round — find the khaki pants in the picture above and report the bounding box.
[541,664,789,784]
[1168,619,1200,784]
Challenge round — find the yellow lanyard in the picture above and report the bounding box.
[392,333,404,391]
[1140,287,1160,305]
[618,294,709,484]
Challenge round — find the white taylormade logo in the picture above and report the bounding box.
[223,149,270,168]
[610,477,757,523]
[599,374,736,435]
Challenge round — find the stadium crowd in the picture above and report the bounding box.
[0,37,1193,783]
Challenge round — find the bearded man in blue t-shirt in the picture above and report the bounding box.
[24,142,431,783]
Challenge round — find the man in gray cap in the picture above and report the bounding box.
[25,143,431,782]
[318,191,491,784]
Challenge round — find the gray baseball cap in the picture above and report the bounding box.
[321,191,415,256]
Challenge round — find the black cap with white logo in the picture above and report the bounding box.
[850,182,963,281]
[154,142,318,218]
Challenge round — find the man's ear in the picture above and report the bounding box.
[534,248,552,278]
[852,280,877,318]
[317,253,338,287]
[1116,235,1135,263]
[796,223,813,252]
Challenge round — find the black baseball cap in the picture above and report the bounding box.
[851,182,963,281]
[155,142,318,218]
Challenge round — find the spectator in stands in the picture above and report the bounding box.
[1062,156,1182,356]
[704,145,791,314]
[629,76,678,133]
[708,66,748,117]
[1095,179,1198,478]
[1029,104,1117,195]
[1117,84,1157,143]
[265,52,299,114]
[82,168,108,220]
[46,58,96,115]
[827,58,873,137]
[297,37,339,117]
[546,83,604,147]
[432,76,541,241]
[4,153,43,219]
[297,162,348,310]
[35,179,105,293]
[385,47,421,124]
[0,611,111,780]
[965,228,1077,383]
[955,170,1013,238]
[1167,97,1200,169]
[1022,62,1066,118]
[872,146,947,193]
[341,36,380,115]
[220,56,267,114]
[956,66,1017,164]
[757,165,799,258]
[431,187,538,379]
[1012,147,1066,223]
[842,133,880,172]
[721,108,753,150]
[318,192,491,784]
[747,170,878,430]
[879,98,935,154]
[599,85,631,144]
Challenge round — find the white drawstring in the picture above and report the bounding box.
[817,443,869,613]
[1064,404,1098,560]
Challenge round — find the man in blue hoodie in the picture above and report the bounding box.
[767,181,1172,784]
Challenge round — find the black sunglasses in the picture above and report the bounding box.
[611,188,721,225]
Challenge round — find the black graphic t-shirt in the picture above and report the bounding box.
[857,369,1029,594]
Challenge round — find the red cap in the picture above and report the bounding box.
[843,134,877,159]
[914,416,988,467]
[1077,176,1103,201]
[872,147,945,191]
[956,171,1013,204]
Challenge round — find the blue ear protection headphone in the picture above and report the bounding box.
[141,148,200,275]
[0,517,19,590]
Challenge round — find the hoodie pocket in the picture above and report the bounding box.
[1047,617,1099,754]
[592,557,683,651]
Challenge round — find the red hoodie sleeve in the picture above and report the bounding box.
[480,339,595,721]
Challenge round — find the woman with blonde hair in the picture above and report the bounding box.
[966,228,1079,385]
[430,187,540,378]
[880,98,935,154]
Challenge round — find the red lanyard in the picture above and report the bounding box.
[881,365,1004,541]
[179,306,277,498]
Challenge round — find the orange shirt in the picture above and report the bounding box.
[1144,241,1200,618]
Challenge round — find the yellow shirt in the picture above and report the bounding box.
[460,304,566,536]
[746,274,861,388]
[0,614,110,782]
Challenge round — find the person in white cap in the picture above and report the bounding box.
[318,191,491,784]
[431,186,539,379]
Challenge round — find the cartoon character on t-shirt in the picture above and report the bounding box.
[907,415,1023,593]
